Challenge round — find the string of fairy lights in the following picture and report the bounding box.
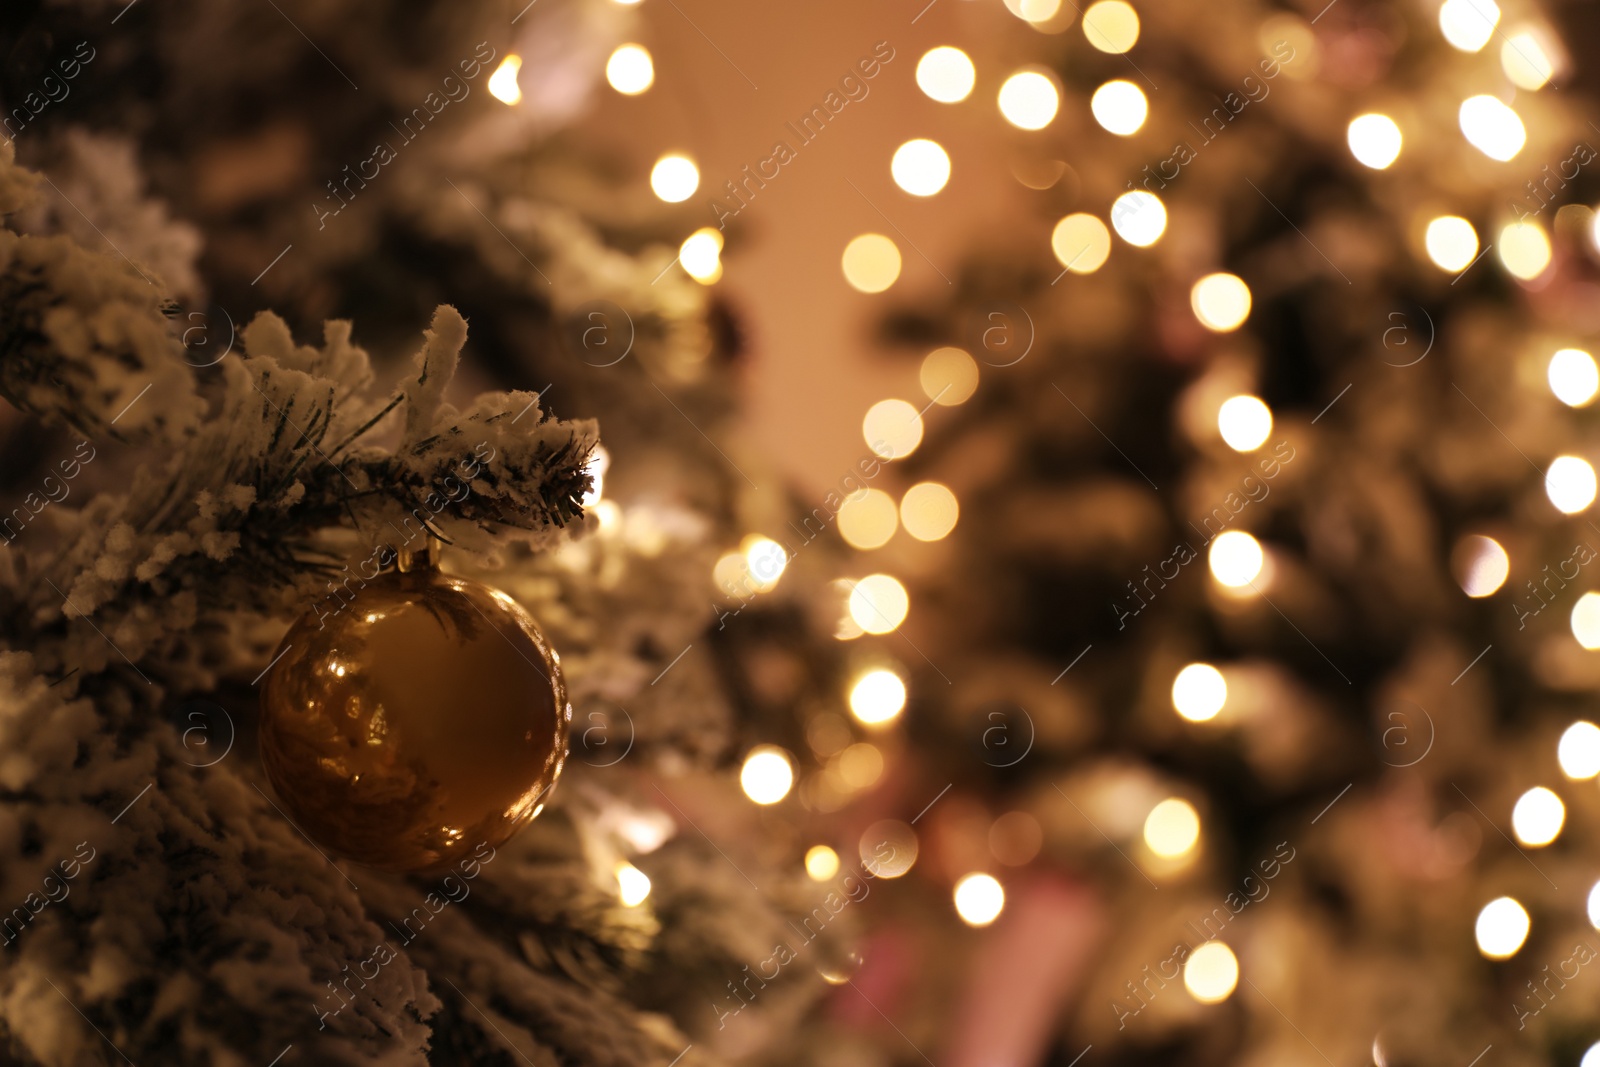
[482,0,1600,1021]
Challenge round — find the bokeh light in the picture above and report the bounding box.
[892,139,952,197]
[1424,216,1479,272]
[1571,592,1600,649]
[953,873,1006,927]
[740,745,795,804]
[1209,531,1264,587]
[1589,881,1600,929]
[1217,395,1273,452]
[488,56,523,105]
[805,845,840,881]
[921,347,980,406]
[1111,191,1167,247]
[838,743,884,789]
[1549,349,1599,407]
[1498,221,1551,280]
[1191,273,1252,331]
[1143,797,1200,858]
[917,47,976,103]
[1172,663,1227,722]
[861,820,918,878]
[1082,1,1140,53]
[849,574,910,634]
[679,228,723,284]
[1510,786,1564,846]
[838,489,899,550]
[863,398,924,459]
[1091,80,1148,136]
[901,482,960,541]
[1558,721,1600,779]
[1546,455,1597,514]
[1502,31,1556,90]
[650,154,699,202]
[1459,95,1525,161]
[989,812,1043,866]
[1003,0,1064,22]
[1439,0,1501,53]
[998,71,1061,130]
[1184,941,1239,1003]
[1453,535,1509,597]
[1052,213,1112,274]
[743,535,788,590]
[842,234,902,293]
[605,44,654,95]
[616,862,651,906]
[1347,113,1403,169]
[1474,896,1529,959]
[849,669,907,726]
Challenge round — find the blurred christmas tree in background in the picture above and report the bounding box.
[795,0,1600,1065]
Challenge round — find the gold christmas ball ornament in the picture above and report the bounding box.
[259,545,569,872]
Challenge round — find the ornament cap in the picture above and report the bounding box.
[396,535,444,574]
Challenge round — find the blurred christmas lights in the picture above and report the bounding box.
[1558,721,1600,779]
[487,55,523,105]
[1217,395,1273,452]
[842,234,902,293]
[1424,216,1479,271]
[1110,191,1167,247]
[679,228,723,283]
[741,746,795,804]
[1571,592,1600,648]
[1172,663,1227,722]
[1347,114,1403,169]
[1452,535,1509,597]
[806,845,841,881]
[901,482,959,542]
[838,489,899,550]
[1052,213,1112,273]
[1497,221,1551,280]
[1545,455,1597,514]
[998,71,1060,130]
[921,347,980,405]
[1143,797,1200,858]
[1209,531,1264,587]
[1474,896,1529,959]
[650,154,699,202]
[743,535,789,590]
[1091,80,1148,136]
[1549,349,1599,406]
[616,862,652,906]
[863,399,923,460]
[916,47,976,103]
[1458,95,1525,161]
[1438,0,1499,52]
[1082,0,1140,53]
[1510,786,1564,846]
[1183,942,1239,1003]
[892,139,952,196]
[606,44,654,95]
[1190,273,1252,331]
[849,574,910,634]
[953,873,1006,927]
[849,669,907,726]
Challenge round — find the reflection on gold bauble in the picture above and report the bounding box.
[260,562,568,872]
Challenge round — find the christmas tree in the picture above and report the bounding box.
[0,1,838,1063]
[808,0,1600,1064]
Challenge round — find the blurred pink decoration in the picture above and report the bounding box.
[946,873,1104,1067]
